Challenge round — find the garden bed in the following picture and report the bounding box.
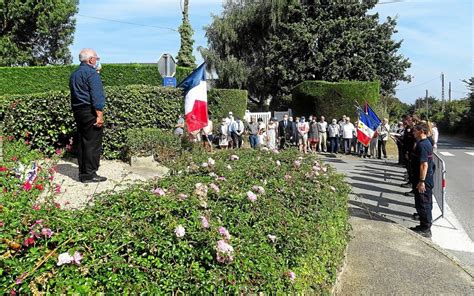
[1,140,350,294]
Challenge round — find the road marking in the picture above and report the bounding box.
[439,152,455,157]
[465,152,474,156]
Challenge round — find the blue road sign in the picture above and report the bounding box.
[163,77,177,87]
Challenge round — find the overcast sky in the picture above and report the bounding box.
[70,0,473,104]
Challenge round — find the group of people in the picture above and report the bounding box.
[392,115,438,238]
[180,112,396,160]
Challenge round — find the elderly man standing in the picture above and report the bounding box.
[69,48,107,183]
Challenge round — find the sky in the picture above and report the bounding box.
[70,0,473,104]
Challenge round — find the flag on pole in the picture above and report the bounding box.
[364,102,381,129]
[357,110,377,146]
[177,63,208,132]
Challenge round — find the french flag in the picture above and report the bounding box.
[178,63,208,132]
[357,110,376,146]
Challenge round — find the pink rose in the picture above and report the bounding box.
[210,183,220,193]
[287,270,296,282]
[247,191,257,202]
[200,216,210,229]
[218,226,231,240]
[41,228,54,238]
[152,188,166,196]
[216,239,234,263]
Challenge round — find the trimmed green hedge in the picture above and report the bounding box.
[292,80,380,119]
[1,86,247,158]
[208,88,248,121]
[0,64,193,95]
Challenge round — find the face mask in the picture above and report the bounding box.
[94,61,101,70]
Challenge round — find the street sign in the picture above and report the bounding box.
[157,53,176,77]
[163,77,177,87]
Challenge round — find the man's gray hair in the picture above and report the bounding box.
[79,48,95,62]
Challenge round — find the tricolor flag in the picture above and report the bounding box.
[357,110,377,146]
[365,102,381,131]
[177,63,208,132]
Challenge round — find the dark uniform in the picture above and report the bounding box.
[69,62,106,181]
[412,138,434,231]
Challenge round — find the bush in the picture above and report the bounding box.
[1,86,247,159]
[208,88,248,120]
[124,128,182,162]
[292,80,380,119]
[0,64,193,96]
[1,146,351,294]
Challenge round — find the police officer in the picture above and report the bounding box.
[70,48,107,183]
[409,122,434,238]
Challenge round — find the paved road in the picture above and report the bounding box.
[320,150,474,271]
[436,136,474,240]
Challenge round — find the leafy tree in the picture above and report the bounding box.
[376,94,409,122]
[461,77,474,137]
[0,0,78,66]
[203,0,411,109]
[176,0,196,68]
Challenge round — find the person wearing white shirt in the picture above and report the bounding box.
[377,118,390,158]
[297,117,310,153]
[342,117,355,155]
[229,117,245,148]
[431,122,439,149]
[317,116,328,152]
[201,119,214,152]
[328,119,340,153]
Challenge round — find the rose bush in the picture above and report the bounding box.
[1,142,350,294]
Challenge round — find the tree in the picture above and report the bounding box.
[461,77,474,137]
[203,0,411,109]
[0,0,78,66]
[176,0,196,68]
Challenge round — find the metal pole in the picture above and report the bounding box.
[449,82,452,102]
[441,73,445,112]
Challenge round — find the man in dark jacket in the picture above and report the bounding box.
[278,114,294,149]
[69,48,107,183]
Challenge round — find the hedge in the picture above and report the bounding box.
[1,142,351,294]
[208,88,248,120]
[1,85,247,158]
[0,64,193,96]
[292,80,380,119]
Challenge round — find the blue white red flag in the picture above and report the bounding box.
[364,102,381,131]
[177,63,208,132]
[357,110,376,146]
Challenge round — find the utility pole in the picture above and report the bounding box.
[449,81,452,102]
[426,89,429,120]
[441,72,445,112]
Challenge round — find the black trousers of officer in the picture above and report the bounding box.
[73,106,103,179]
[414,184,433,230]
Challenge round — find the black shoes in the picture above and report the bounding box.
[80,175,107,183]
[409,226,432,238]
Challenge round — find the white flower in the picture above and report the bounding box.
[208,157,215,166]
[330,186,336,192]
[276,160,281,166]
[268,234,276,243]
[57,252,73,266]
[226,165,232,170]
[252,185,265,195]
[230,154,239,161]
[312,165,320,171]
[322,166,328,173]
[72,251,83,265]
[261,147,269,151]
[195,183,208,198]
[209,172,217,178]
[201,162,209,167]
[175,225,185,238]
[293,160,301,168]
[216,240,234,263]
[210,183,220,193]
[272,149,280,154]
[178,193,188,200]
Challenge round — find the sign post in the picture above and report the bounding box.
[157,53,177,87]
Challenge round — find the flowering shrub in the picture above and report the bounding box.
[1,144,350,294]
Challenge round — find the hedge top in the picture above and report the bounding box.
[291,80,380,119]
[0,64,193,95]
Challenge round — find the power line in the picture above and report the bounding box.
[395,77,438,91]
[77,14,178,32]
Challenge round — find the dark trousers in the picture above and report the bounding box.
[329,137,338,153]
[249,134,258,149]
[279,136,290,149]
[378,140,387,158]
[73,107,103,179]
[231,132,242,148]
[414,185,433,230]
[343,138,351,154]
[396,142,405,164]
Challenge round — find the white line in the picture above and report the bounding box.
[465,152,474,156]
[439,152,455,157]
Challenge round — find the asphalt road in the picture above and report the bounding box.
[436,136,474,241]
